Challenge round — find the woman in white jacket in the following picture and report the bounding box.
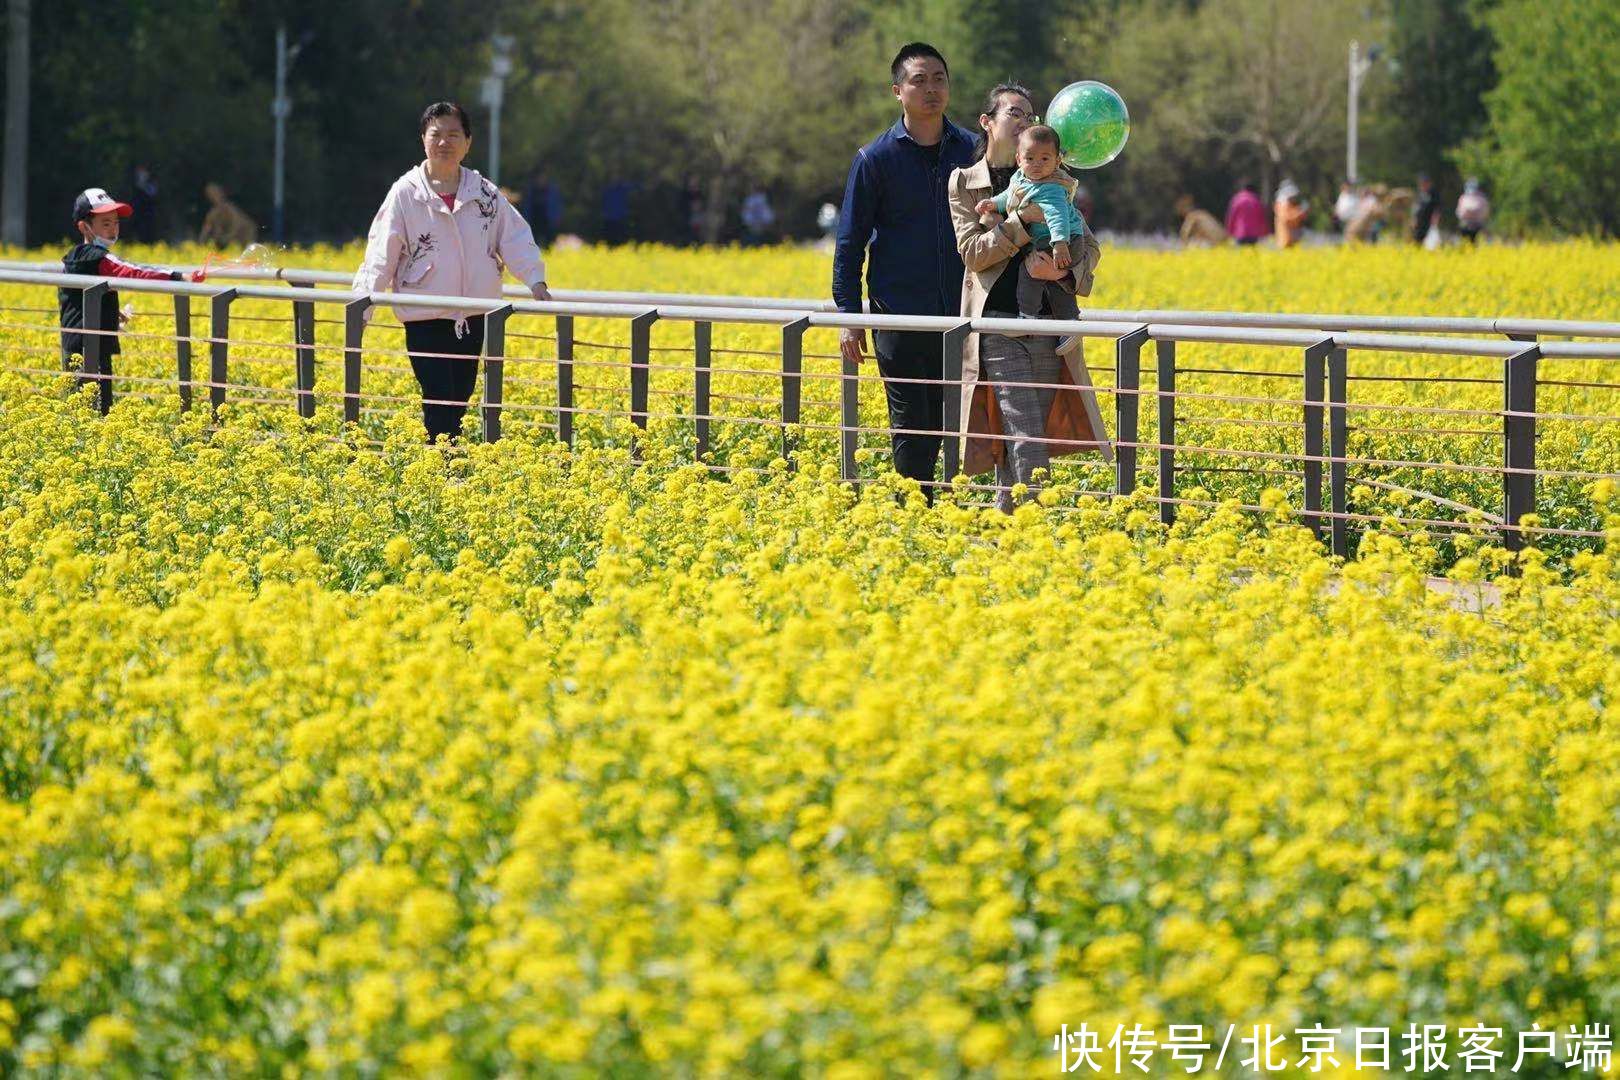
[353,101,552,441]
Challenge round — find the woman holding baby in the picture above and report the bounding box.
[947,83,1113,511]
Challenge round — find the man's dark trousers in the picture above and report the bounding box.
[873,327,945,491]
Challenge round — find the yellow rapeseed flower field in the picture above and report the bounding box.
[0,243,1617,1075]
[5,239,1617,560]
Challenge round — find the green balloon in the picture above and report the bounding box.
[1047,81,1130,170]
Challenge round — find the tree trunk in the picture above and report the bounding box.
[2,0,30,246]
[703,173,729,245]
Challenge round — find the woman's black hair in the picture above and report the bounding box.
[419,101,473,139]
[971,82,1033,162]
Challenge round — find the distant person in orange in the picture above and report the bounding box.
[1273,179,1308,248]
[197,183,259,248]
[1175,195,1226,246]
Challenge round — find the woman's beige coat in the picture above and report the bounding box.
[947,158,1113,478]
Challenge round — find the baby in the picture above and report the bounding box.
[974,125,1085,325]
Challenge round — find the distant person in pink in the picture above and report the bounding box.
[1225,180,1269,245]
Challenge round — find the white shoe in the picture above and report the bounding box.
[1056,332,1082,355]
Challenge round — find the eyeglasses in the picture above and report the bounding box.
[1001,107,1040,123]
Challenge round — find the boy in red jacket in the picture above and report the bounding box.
[58,187,204,375]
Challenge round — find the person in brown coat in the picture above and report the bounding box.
[197,183,259,249]
[1176,194,1227,246]
[947,82,1113,511]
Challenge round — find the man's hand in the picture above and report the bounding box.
[840,327,868,365]
[1051,241,1072,270]
[1019,203,1046,224]
[531,281,552,302]
[1025,250,1068,282]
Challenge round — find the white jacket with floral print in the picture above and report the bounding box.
[352,164,546,325]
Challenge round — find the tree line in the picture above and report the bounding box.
[4,0,1615,248]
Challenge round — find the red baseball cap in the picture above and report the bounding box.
[73,187,134,222]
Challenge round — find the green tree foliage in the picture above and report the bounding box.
[600,0,881,241]
[1456,0,1620,236]
[10,0,514,244]
[24,0,269,244]
[1384,0,1493,190]
[0,0,1610,241]
[1084,0,1389,231]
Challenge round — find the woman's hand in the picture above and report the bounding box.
[531,281,552,302]
[1025,251,1067,282]
[1018,203,1046,224]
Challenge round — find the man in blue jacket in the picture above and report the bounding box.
[833,42,977,495]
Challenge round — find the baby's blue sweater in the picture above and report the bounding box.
[991,169,1085,245]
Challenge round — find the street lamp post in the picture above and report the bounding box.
[481,34,515,186]
[1346,40,1381,185]
[272,25,310,243]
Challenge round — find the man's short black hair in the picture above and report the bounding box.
[891,42,948,85]
[419,101,473,139]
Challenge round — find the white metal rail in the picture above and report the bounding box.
[4,264,1618,557]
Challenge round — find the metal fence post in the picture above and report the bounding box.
[629,310,658,434]
[940,322,972,484]
[693,320,711,461]
[77,282,111,414]
[556,314,574,448]
[1503,343,1541,551]
[342,297,371,426]
[780,316,810,467]
[209,288,237,420]
[482,304,512,443]
[1113,326,1149,496]
[1156,338,1177,524]
[174,294,193,411]
[291,281,316,420]
[840,338,859,485]
[1327,347,1350,557]
[1302,337,1334,540]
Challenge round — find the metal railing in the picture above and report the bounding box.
[4,262,1618,557]
[8,256,1620,341]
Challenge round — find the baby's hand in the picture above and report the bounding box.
[974,198,997,216]
[1052,242,1072,270]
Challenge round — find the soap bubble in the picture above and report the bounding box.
[237,243,280,269]
[1047,81,1130,170]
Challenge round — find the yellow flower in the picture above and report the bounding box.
[0,241,1616,1075]
[383,535,412,567]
